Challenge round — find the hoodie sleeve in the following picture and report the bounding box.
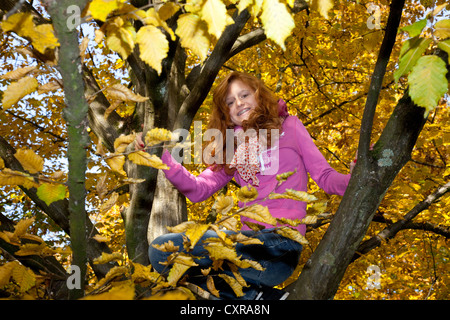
[292,117,351,196]
[161,150,233,202]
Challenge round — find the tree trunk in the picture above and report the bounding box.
[46,0,90,299]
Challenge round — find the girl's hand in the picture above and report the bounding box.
[135,132,145,150]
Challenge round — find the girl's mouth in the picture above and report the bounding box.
[237,108,251,116]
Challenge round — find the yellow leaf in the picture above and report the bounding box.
[260,0,295,50]
[161,252,199,267]
[36,183,67,206]
[276,217,301,227]
[92,234,109,242]
[106,154,126,175]
[239,204,277,226]
[147,287,195,300]
[237,0,263,16]
[234,258,265,271]
[209,224,234,247]
[207,275,220,298]
[144,128,175,147]
[275,226,308,245]
[158,2,181,20]
[0,261,17,288]
[308,201,328,215]
[0,158,4,170]
[99,192,119,214]
[316,0,333,19]
[12,263,36,292]
[435,19,450,39]
[37,81,62,94]
[0,12,34,35]
[227,261,248,287]
[204,241,238,261]
[106,83,148,103]
[13,217,35,240]
[128,151,169,170]
[217,215,240,232]
[113,133,136,153]
[0,168,37,189]
[93,252,124,264]
[14,149,44,174]
[0,231,11,243]
[1,66,37,80]
[276,169,297,184]
[243,221,266,231]
[136,25,169,75]
[95,266,129,288]
[236,184,258,202]
[29,24,59,54]
[84,282,135,300]
[139,8,176,40]
[228,232,263,245]
[167,262,191,286]
[105,17,136,59]
[0,13,58,54]
[15,243,54,257]
[2,76,39,109]
[212,195,234,215]
[300,215,318,225]
[200,0,233,39]
[132,262,162,284]
[218,274,244,297]
[88,0,125,22]
[185,223,210,250]
[175,13,211,61]
[269,189,318,202]
[152,240,180,252]
[166,221,196,233]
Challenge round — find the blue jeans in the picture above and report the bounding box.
[148,228,302,299]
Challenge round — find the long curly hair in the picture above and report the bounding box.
[204,71,283,174]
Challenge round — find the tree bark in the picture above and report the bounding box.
[46,0,91,299]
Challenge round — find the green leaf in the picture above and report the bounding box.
[394,37,431,82]
[437,39,450,64]
[435,19,450,39]
[36,183,67,206]
[400,19,427,38]
[408,55,448,117]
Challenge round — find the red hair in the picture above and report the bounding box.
[204,71,283,174]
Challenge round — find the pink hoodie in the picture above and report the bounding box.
[161,100,350,235]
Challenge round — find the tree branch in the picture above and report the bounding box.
[352,180,450,261]
[357,0,405,161]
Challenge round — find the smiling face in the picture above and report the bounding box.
[225,79,258,126]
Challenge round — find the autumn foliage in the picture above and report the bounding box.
[0,0,450,300]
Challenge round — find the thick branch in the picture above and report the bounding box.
[357,0,405,161]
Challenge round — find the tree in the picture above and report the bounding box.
[0,0,449,300]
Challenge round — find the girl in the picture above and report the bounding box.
[147,71,353,299]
